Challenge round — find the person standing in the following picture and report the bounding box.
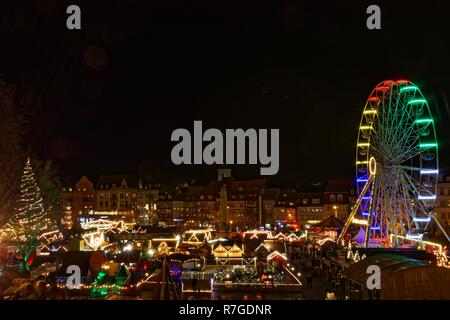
[306,273,312,289]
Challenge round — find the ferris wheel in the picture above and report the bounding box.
[339,80,450,247]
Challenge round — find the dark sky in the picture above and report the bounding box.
[1,0,450,186]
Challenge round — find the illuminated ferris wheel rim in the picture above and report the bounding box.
[357,79,439,183]
[354,79,439,245]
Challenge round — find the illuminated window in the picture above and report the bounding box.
[302,199,308,205]
[312,199,320,205]
[337,194,343,202]
[330,195,336,202]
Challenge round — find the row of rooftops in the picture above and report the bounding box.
[61,175,160,192]
[60,173,356,205]
[159,178,356,205]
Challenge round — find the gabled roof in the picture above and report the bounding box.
[255,243,271,253]
[267,251,287,261]
[316,215,344,228]
[96,175,139,189]
[274,232,287,240]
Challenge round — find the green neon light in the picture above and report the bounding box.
[408,99,426,105]
[419,143,437,148]
[400,86,418,93]
[414,118,433,124]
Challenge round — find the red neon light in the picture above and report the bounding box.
[396,79,410,83]
[382,80,395,85]
[375,86,390,91]
[368,97,380,101]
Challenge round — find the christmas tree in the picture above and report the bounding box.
[12,157,49,235]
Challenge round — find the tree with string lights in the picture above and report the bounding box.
[11,158,49,271]
[12,158,49,234]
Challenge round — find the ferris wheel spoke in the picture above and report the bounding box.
[401,170,434,213]
[387,123,420,163]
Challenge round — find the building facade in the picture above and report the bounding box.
[323,179,356,221]
[59,176,96,225]
[274,190,299,230]
[436,174,450,232]
[58,175,158,225]
[296,192,324,225]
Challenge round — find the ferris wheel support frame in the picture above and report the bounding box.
[337,157,376,245]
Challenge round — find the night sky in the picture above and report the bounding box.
[1,0,450,186]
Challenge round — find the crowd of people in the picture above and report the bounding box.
[290,240,344,300]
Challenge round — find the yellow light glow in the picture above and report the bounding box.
[352,218,368,226]
[369,157,377,176]
[363,110,377,114]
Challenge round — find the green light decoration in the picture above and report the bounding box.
[419,143,438,148]
[415,118,434,124]
[95,270,108,283]
[408,99,426,105]
[89,287,110,298]
[400,86,418,93]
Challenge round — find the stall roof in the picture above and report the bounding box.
[316,216,344,228]
[344,254,450,299]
